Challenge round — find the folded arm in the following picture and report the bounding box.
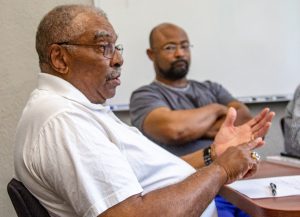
[142,103,228,145]
[203,100,252,138]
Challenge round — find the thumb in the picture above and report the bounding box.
[222,107,237,128]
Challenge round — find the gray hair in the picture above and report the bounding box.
[36,4,107,65]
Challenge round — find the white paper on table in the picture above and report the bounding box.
[227,175,300,199]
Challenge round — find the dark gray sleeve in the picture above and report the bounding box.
[129,85,168,131]
[206,81,236,105]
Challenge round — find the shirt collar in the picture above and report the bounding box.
[37,73,110,111]
[153,79,191,92]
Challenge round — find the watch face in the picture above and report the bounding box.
[204,147,212,166]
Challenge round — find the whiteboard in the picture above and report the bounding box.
[94,0,300,110]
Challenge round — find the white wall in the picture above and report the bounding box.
[0,0,92,216]
[99,0,300,108]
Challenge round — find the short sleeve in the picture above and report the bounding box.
[130,85,168,131]
[32,111,143,217]
[204,81,235,105]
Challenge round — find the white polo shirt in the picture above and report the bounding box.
[14,73,217,217]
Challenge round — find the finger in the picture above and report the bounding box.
[234,159,258,181]
[251,112,275,137]
[247,108,270,127]
[266,111,275,122]
[243,150,260,178]
[222,107,237,128]
[252,122,272,138]
[254,140,265,149]
[252,111,275,132]
[241,137,263,150]
[250,139,265,150]
[243,162,258,179]
[250,110,272,132]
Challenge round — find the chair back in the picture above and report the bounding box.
[7,178,50,217]
[280,117,285,136]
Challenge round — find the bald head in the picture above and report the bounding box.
[149,23,188,49]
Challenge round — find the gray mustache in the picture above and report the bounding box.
[106,69,121,81]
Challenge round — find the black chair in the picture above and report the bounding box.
[280,117,285,136]
[7,178,50,217]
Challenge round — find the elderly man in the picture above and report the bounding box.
[14,5,274,217]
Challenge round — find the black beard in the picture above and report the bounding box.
[158,59,189,80]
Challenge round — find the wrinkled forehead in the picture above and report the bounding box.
[73,13,117,43]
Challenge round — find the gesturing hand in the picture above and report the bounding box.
[213,140,262,184]
[212,107,275,156]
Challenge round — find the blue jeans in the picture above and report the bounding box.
[215,195,249,217]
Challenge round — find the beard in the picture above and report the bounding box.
[158,59,189,80]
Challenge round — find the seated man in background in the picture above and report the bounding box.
[14,5,274,217]
[129,23,256,217]
[130,23,253,156]
[283,84,300,156]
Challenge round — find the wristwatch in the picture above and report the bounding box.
[203,146,213,166]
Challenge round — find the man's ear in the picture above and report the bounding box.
[146,48,154,61]
[48,44,69,74]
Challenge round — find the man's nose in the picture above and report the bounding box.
[110,50,123,67]
[174,47,186,58]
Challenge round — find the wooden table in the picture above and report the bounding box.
[219,161,300,217]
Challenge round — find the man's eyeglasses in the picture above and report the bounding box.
[55,42,124,59]
[160,43,193,54]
